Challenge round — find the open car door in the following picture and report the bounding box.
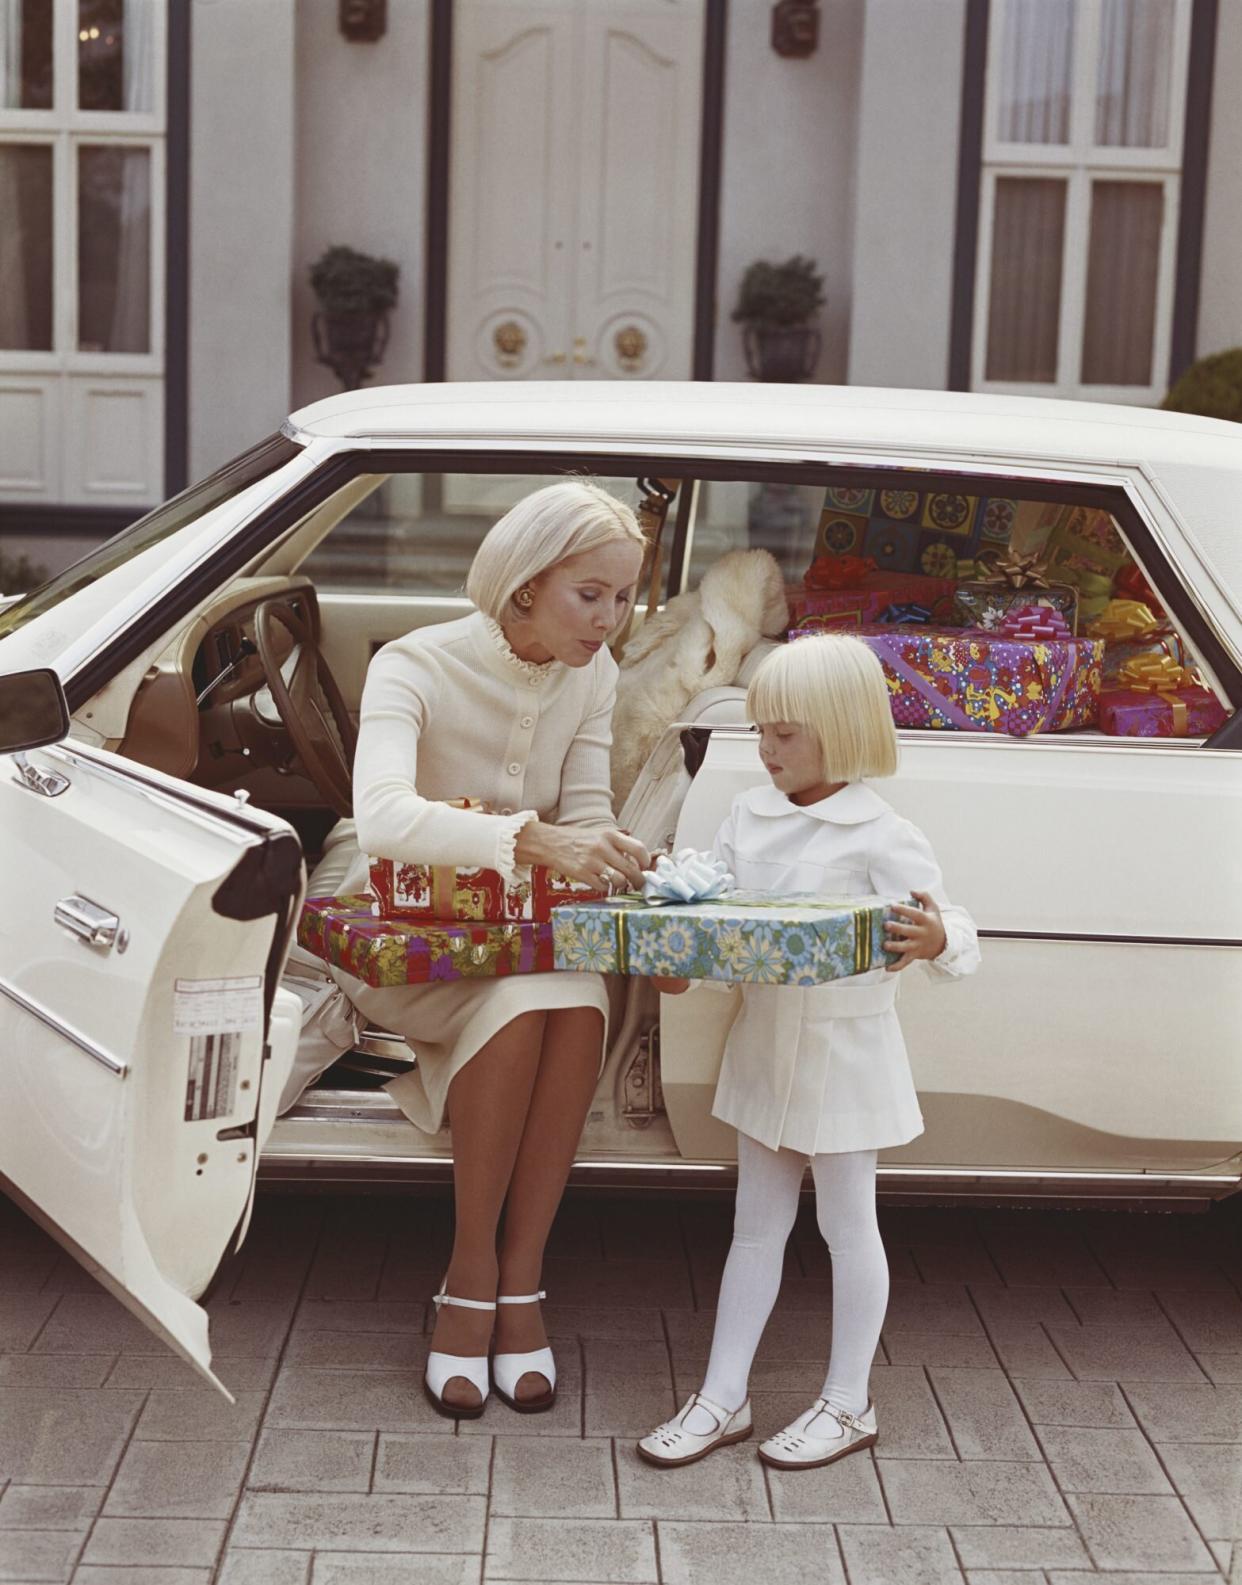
[0,671,304,1398]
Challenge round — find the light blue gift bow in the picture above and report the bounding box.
[639,849,734,905]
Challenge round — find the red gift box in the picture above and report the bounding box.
[787,571,956,629]
[1098,656,1227,739]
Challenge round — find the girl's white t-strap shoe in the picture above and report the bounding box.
[492,1289,556,1413]
[758,1399,878,1470]
[636,1392,753,1467]
[423,1283,497,1420]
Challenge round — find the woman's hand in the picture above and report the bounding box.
[649,976,691,995]
[515,820,651,892]
[883,891,947,972]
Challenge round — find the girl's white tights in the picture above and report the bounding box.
[684,1134,887,1434]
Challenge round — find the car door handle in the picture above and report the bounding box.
[54,895,128,953]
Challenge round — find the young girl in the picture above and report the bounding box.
[638,633,980,1471]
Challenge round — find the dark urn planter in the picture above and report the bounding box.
[312,308,391,390]
[742,324,821,382]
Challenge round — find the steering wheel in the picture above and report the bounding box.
[253,598,357,818]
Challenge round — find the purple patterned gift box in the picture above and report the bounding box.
[790,625,1103,735]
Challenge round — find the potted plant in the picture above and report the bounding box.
[732,254,825,382]
[310,245,400,390]
[1162,347,1242,423]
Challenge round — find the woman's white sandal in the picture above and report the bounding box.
[423,1283,497,1420]
[636,1392,752,1468]
[757,1399,878,1470]
[492,1289,556,1413]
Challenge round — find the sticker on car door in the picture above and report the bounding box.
[173,975,263,1034]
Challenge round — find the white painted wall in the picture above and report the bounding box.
[847,0,967,390]
[713,0,864,385]
[189,0,297,480]
[291,0,429,411]
[1195,0,1242,363]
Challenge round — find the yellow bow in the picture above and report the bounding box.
[975,548,1052,590]
[1117,654,1194,734]
[1088,599,1161,642]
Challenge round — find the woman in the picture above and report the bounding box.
[331,480,650,1418]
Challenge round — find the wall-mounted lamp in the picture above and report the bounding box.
[339,0,387,43]
[771,0,819,58]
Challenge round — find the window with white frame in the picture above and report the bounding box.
[973,0,1192,404]
[0,0,166,508]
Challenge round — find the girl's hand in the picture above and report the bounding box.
[515,820,651,892]
[649,976,690,995]
[883,890,947,972]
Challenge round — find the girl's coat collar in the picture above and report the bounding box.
[747,782,889,825]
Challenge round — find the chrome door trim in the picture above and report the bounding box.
[0,974,129,1077]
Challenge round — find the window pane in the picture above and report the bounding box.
[78,0,156,113]
[1095,0,1175,147]
[1081,181,1163,386]
[985,177,1066,383]
[0,146,53,350]
[0,0,53,109]
[996,0,1075,143]
[78,144,151,353]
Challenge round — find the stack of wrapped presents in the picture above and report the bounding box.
[786,488,1226,740]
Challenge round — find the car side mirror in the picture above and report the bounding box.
[0,668,71,754]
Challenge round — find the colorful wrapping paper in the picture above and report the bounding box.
[790,625,1104,735]
[551,891,899,986]
[368,858,603,923]
[952,582,1079,633]
[1097,656,1226,739]
[787,572,956,628]
[298,894,555,987]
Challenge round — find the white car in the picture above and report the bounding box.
[1,382,1239,1394]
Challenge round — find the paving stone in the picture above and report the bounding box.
[231,1492,486,1552]
[540,1306,664,1342]
[980,1241,1108,1289]
[304,1225,389,1301]
[1124,1381,1242,1442]
[882,1332,1000,1368]
[0,1355,114,1389]
[983,1326,1072,1380]
[765,1449,888,1522]
[492,1437,614,1518]
[884,1283,984,1335]
[878,1460,1068,1526]
[103,1438,251,1519]
[1155,1441,1242,1538]
[0,1294,58,1352]
[1094,1251,1235,1290]
[1195,1353,1242,1384]
[1064,1492,1217,1572]
[24,1294,163,1355]
[106,1356,279,1391]
[134,1389,266,1443]
[74,1568,213,1585]
[583,1383,675,1439]
[284,1331,426,1372]
[248,1430,375,1494]
[216,1551,312,1585]
[80,1517,226,1569]
[950,1524,1090,1570]
[657,1520,845,1584]
[484,1517,656,1582]
[541,1258,693,1310]
[910,1245,1005,1285]
[312,1557,481,1585]
[1035,1425,1172,1494]
[265,1369,452,1433]
[0,1485,102,1530]
[666,1308,836,1364]
[1209,1539,1233,1573]
[674,1358,855,1397]
[969,1288,1079,1329]
[615,1441,766,1521]
[1046,1325,1207,1383]
[870,1367,957,1460]
[292,1302,424,1335]
[928,1369,1042,1461]
[1011,1378,1135,1427]
[0,1388,143,1484]
[200,1300,298,1357]
[0,1528,79,1581]
[1063,1286,1166,1325]
[373,1434,492,1495]
[599,1204,688,1262]
[963,1572,1048,1585]
[1154,1288,1242,1349]
[580,1339,669,1386]
[461,1383,585,1439]
[836,1522,964,1584]
[1047,1575,1223,1585]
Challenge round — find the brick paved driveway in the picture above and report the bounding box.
[2,1188,1241,1584]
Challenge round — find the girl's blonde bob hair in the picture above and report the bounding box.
[466,480,646,622]
[747,634,899,783]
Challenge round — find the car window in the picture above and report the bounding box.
[299,470,643,594]
[0,435,301,644]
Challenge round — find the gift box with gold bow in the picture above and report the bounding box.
[1087,600,1192,684]
[951,548,1079,633]
[1098,656,1227,739]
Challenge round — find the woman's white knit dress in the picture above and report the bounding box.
[330,610,617,1133]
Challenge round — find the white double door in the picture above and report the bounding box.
[448,0,705,384]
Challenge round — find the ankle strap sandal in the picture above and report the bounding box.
[493,1288,557,1414]
[423,1281,496,1419]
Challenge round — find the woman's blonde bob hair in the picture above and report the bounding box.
[747,634,899,783]
[466,480,646,623]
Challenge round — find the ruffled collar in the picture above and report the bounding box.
[481,615,559,687]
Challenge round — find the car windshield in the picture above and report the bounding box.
[0,434,302,644]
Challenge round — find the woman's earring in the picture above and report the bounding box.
[514,586,534,611]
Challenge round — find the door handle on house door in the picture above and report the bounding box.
[54,895,129,954]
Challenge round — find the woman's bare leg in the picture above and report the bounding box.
[494,1006,604,1397]
[431,1009,547,1409]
